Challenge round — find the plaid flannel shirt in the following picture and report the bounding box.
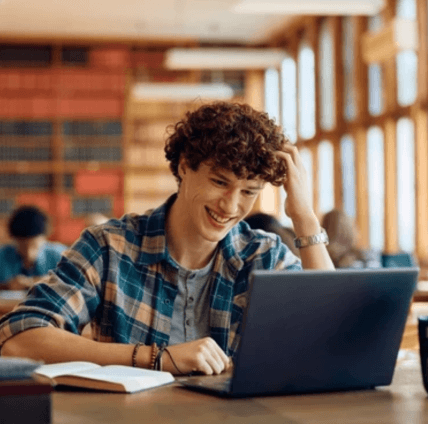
[0,195,301,358]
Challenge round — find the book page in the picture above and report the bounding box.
[35,361,100,379]
[67,366,174,392]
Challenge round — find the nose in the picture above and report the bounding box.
[219,190,239,215]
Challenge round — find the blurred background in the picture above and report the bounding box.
[0,0,424,274]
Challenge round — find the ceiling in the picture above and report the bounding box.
[0,0,295,45]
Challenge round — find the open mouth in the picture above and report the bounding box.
[206,207,233,225]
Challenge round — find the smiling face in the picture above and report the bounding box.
[176,160,265,244]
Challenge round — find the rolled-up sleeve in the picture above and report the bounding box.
[0,229,104,348]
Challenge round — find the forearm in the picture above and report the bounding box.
[292,212,335,270]
[1,327,152,367]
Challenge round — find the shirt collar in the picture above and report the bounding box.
[137,194,252,273]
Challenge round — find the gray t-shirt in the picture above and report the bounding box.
[168,253,216,345]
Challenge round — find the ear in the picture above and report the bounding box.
[178,157,187,178]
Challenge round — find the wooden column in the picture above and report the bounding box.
[245,69,266,214]
[332,135,342,210]
[414,109,428,264]
[311,143,320,217]
[383,118,398,253]
[417,0,428,105]
[355,128,369,247]
[244,70,265,111]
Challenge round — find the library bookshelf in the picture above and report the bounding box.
[0,42,248,246]
[0,44,128,245]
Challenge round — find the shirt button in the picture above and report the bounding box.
[188,296,194,303]
[186,319,191,326]
[189,273,196,279]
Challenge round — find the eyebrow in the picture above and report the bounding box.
[211,170,264,191]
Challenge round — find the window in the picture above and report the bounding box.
[368,64,383,116]
[264,68,280,124]
[396,118,415,252]
[318,141,335,214]
[396,51,418,106]
[298,41,316,139]
[396,0,416,19]
[396,0,418,106]
[281,56,297,143]
[319,20,336,131]
[367,127,385,251]
[340,135,356,218]
[342,17,356,121]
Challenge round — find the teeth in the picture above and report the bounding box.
[207,208,231,224]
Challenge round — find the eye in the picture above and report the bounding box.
[243,190,257,197]
[212,178,227,187]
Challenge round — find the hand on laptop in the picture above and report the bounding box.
[164,337,231,375]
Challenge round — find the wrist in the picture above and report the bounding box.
[291,212,321,237]
[133,344,152,368]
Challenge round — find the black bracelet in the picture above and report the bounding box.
[153,344,167,371]
[163,347,186,375]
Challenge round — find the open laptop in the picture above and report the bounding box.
[178,267,419,397]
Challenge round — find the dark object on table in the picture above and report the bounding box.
[0,357,43,380]
[0,378,52,424]
[418,316,428,394]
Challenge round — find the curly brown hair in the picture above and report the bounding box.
[164,102,289,186]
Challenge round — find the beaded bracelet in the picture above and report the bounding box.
[150,343,159,370]
[132,342,144,368]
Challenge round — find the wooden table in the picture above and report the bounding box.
[50,351,428,424]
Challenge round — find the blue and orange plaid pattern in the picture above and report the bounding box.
[0,195,301,358]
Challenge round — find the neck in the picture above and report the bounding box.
[166,197,218,270]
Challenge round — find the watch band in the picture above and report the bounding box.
[294,228,329,249]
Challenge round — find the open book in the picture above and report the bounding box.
[33,361,175,393]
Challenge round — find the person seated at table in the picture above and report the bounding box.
[322,209,381,269]
[0,102,333,375]
[245,212,300,257]
[0,206,67,290]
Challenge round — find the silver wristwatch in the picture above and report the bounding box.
[294,228,329,249]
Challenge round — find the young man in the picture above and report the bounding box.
[0,102,333,375]
[0,206,67,290]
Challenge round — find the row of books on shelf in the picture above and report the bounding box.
[0,120,122,136]
[0,121,52,135]
[63,120,122,136]
[0,195,120,216]
[0,97,123,118]
[0,147,122,162]
[0,69,127,93]
[63,147,122,162]
[0,174,52,190]
[0,147,51,161]
[0,173,122,193]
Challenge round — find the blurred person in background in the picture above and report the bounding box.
[0,206,67,290]
[321,209,381,269]
[245,212,300,257]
